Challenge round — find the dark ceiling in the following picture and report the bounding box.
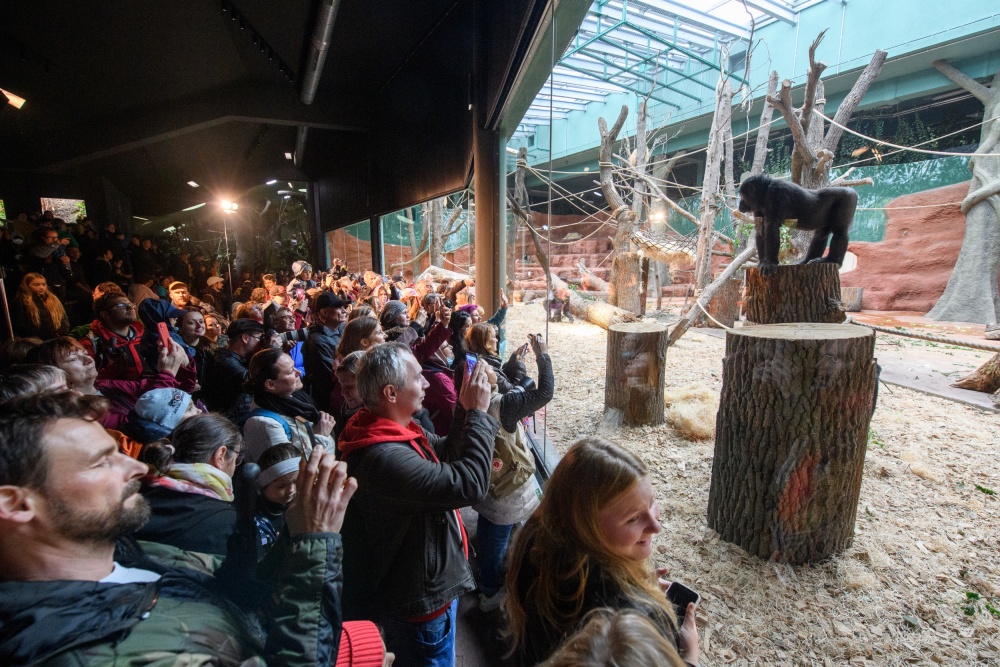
[1,0,538,220]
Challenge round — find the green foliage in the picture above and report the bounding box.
[975,484,996,496]
[962,591,1000,620]
[868,428,886,449]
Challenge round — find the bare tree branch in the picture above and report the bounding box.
[751,71,779,176]
[800,29,829,137]
[822,48,888,153]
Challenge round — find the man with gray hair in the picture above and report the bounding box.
[337,342,496,667]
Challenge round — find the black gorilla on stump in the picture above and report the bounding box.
[738,175,858,277]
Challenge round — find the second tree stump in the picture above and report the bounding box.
[707,323,877,564]
[746,263,845,324]
[604,321,667,425]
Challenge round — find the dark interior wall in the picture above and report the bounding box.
[309,0,549,234]
[0,171,111,224]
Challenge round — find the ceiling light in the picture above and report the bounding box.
[1,88,26,109]
[182,203,206,212]
[283,195,291,199]
[220,200,239,212]
[187,181,199,188]
[298,188,307,193]
[266,179,278,185]
[284,152,293,160]
[132,216,149,221]
[287,182,294,189]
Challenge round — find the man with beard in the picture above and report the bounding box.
[0,391,365,666]
[81,292,145,381]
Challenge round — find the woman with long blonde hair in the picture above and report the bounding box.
[12,273,70,339]
[503,437,700,665]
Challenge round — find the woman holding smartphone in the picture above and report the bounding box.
[503,437,700,666]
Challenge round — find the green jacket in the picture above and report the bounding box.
[0,533,344,667]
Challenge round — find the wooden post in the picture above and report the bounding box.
[745,263,845,324]
[706,277,742,328]
[604,322,668,425]
[708,323,877,564]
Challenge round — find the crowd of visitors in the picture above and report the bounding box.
[0,211,702,667]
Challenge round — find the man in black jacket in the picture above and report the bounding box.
[304,292,349,412]
[338,342,497,667]
[201,318,265,423]
[0,391,359,666]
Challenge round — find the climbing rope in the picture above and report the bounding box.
[845,317,1000,353]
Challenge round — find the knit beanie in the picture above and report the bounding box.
[134,388,192,430]
[335,621,385,667]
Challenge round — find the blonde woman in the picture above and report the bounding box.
[12,273,70,339]
[504,437,700,665]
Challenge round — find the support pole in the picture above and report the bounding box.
[474,122,502,317]
[369,215,383,276]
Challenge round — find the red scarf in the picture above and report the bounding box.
[339,409,469,559]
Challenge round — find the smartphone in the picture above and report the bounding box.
[666,582,700,625]
[518,342,529,356]
[465,353,478,373]
[157,322,172,350]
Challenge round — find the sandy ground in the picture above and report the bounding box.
[505,302,1000,666]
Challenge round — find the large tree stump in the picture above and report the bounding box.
[745,263,845,324]
[604,322,667,425]
[707,324,877,564]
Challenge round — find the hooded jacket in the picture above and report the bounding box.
[0,533,346,667]
[338,406,499,621]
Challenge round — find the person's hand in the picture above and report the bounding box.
[458,357,490,413]
[438,301,452,327]
[284,447,358,536]
[679,603,699,666]
[158,339,188,377]
[499,290,508,308]
[657,566,671,592]
[269,333,283,349]
[529,333,548,356]
[307,287,321,297]
[315,411,335,437]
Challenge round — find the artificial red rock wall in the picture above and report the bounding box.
[840,181,969,312]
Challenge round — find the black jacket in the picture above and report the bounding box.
[135,486,236,556]
[339,408,499,621]
[303,321,343,412]
[202,348,252,423]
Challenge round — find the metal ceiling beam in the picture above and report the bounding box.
[572,37,715,94]
[629,0,747,38]
[551,67,635,91]
[584,6,728,51]
[539,83,609,102]
[558,61,681,109]
[743,0,797,25]
[532,94,592,110]
[569,50,699,103]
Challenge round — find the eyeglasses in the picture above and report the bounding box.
[230,446,245,465]
[109,302,135,311]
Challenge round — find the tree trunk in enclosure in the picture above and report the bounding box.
[705,278,742,328]
[695,81,731,289]
[926,61,1000,324]
[708,323,877,564]
[951,352,1000,394]
[604,322,668,426]
[552,274,639,329]
[598,105,643,315]
[745,263,845,324]
[841,286,864,312]
[577,258,609,292]
[640,258,650,316]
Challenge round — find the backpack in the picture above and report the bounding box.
[487,393,536,498]
[242,408,292,440]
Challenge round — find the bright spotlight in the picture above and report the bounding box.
[1,88,26,110]
[220,200,239,212]
[266,179,278,185]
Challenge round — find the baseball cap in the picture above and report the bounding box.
[316,292,349,310]
[168,281,188,291]
[228,318,266,338]
[207,276,224,288]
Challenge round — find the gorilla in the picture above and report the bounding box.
[738,175,858,277]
